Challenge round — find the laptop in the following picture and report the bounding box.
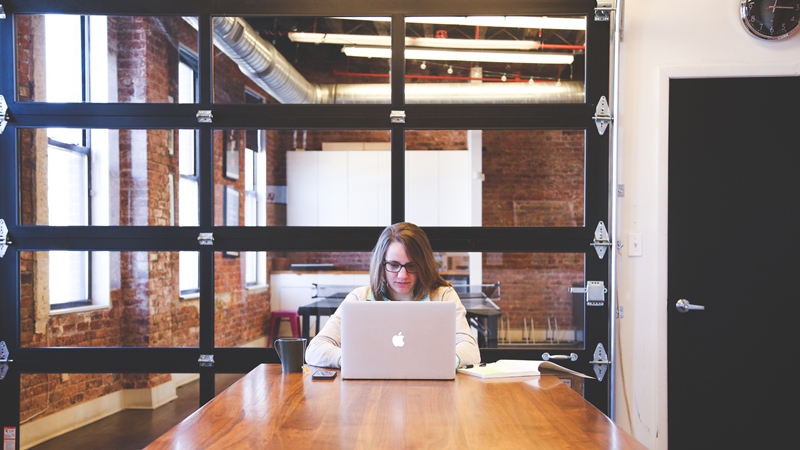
[339,301,457,380]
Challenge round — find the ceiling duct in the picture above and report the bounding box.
[184,16,584,104]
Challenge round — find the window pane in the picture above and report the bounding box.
[259,251,372,347]
[178,60,196,104]
[16,15,198,103]
[483,252,584,349]
[405,16,586,104]
[405,129,585,227]
[215,251,273,346]
[19,128,194,226]
[20,251,200,348]
[178,178,198,227]
[47,143,88,226]
[49,251,89,305]
[212,16,390,104]
[179,251,199,294]
[482,129,586,227]
[214,129,391,227]
[245,251,258,285]
[214,128,584,228]
[265,251,584,350]
[44,15,83,103]
[19,372,243,448]
[244,148,255,191]
[178,130,196,175]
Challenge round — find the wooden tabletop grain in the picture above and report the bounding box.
[145,364,646,450]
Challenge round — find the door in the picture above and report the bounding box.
[668,76,798,449]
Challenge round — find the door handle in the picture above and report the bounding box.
[675,299,705,313]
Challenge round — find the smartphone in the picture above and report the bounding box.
[312,370,337,380]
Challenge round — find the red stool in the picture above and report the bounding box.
[269,311,300,344]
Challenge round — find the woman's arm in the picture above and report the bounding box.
[304,287,370,368]
[304,311,343,368]
[440,287,481,367]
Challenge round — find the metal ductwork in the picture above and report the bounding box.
[184,16,584,104]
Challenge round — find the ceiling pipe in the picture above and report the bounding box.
[184,16,584,104]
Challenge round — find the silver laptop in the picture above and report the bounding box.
[340,301,456,380]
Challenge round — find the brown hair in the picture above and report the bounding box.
[369,222,449,301]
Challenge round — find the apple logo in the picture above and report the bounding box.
[392,332,405,348]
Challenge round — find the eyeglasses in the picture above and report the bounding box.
[384,261,419,273]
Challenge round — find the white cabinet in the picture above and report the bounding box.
[406,151,471,226]
[348,151,388,225]
[287,151,390,226]
[270,272,370,337]
[286,151,319,225]
[287,150,469,226]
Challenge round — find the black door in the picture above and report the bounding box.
[668,76,798,449]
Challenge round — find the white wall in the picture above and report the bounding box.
[616,1,800,449]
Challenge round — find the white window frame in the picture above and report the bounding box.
[178,48,200,298]
[45,15,115,313]
[244,90,268,289]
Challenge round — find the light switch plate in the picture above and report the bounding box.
[628,233,643,256]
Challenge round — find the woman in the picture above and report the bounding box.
[305,222,480,369]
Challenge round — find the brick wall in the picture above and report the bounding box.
[16,16,271,423]
[15,14,584,424]
[482,129,584,334]
[277,128,584,335]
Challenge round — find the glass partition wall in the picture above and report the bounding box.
[0,2,611,447]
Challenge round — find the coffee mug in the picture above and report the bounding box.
[275,338,307,373]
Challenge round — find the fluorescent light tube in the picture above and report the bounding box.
[341,47,574,65]
[332,16,586,31]
[289,32,543,51]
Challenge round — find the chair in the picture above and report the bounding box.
[269,310,300,343]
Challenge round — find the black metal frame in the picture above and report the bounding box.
[0,0,612,432]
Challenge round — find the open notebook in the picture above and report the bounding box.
[339,301,456,380]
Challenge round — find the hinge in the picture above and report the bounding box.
[0,219,11,258]
[592,96,612,135]
[196,110,213,123]
[569,280,607,307]
[590,343,610,381]
[595,1,613,22]
[197,232,214,245]
[0,341,12,381]
[198,354,214,367]
[390,110,406,124]
[0,95,9,134]
[590,221,612,259]
[0,5,6,20]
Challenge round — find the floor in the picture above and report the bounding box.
[30,373,243,450]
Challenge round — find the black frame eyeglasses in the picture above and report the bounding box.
[383,261,419,273]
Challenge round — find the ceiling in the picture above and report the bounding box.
[243,16,586,85]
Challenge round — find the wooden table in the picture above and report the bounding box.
[145,364,646,450]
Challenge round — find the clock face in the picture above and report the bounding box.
[741,0,800,40]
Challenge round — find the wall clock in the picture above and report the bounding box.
[741,0,800,40]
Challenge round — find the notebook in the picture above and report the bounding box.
[339,301,457,380]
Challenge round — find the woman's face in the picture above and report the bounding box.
[384,241,419,301]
